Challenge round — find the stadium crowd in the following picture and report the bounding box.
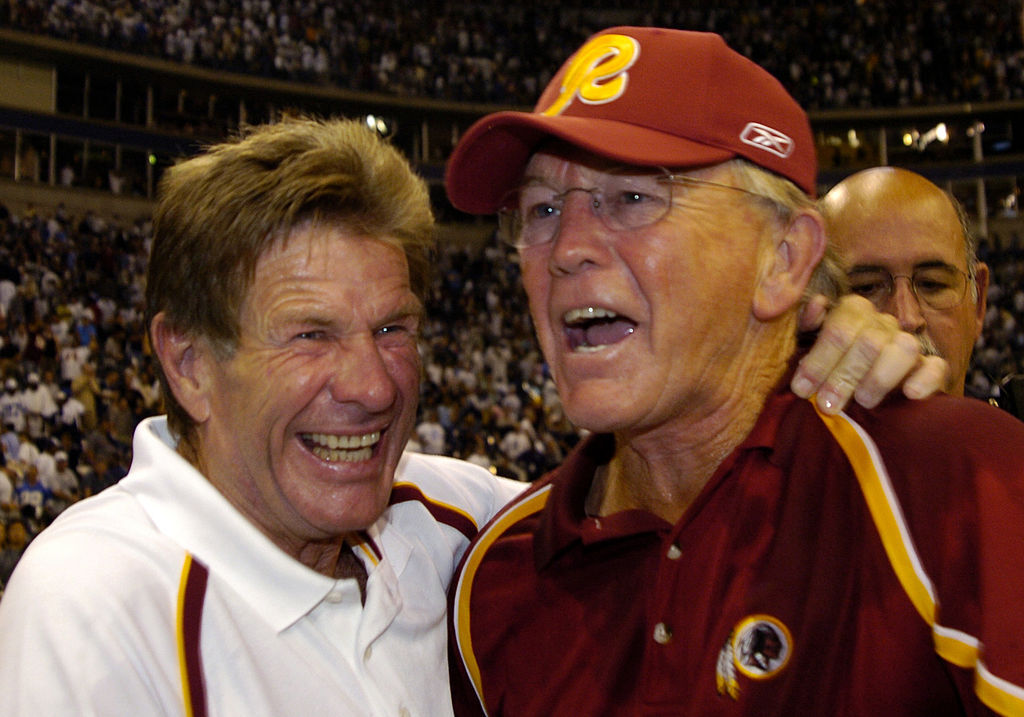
[2,0,1023,110]
[0,195,1022,593]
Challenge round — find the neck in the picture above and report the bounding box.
[297,537,351,576]
[186,433,360,579]
[592,323,795,524]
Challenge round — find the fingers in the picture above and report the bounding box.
[849,331,924,409]
[791,294,951,413]
[797,294,830,333]
[791,295,899,412]
[901,355,949,400]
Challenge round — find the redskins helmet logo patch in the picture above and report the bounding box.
[716,615,793,700]
[541,34,639,117]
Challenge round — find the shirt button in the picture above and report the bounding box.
[666,544,682,560]
[363,645,373,661]
[398,707,410,717]
[324,590,344,604]
[653,622,673,645]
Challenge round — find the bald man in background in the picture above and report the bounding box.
[821,167,989,396]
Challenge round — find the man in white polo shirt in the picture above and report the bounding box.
[0,117,523,717]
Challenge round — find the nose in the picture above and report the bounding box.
[547,191,614,276]
[329,335,399,413]
[887,275,927,334]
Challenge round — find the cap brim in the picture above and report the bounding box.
[445,111,735,215]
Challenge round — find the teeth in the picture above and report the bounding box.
[311,445,373,463]
[302,432,380,463]
[564,307,618,324]
[306,431,380,449]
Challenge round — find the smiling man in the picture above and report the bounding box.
[0,117,523,716]
[445,27,1024,716]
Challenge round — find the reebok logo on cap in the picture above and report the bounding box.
[740,123,795,159]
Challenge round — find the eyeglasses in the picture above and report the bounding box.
[497,169,773,249]
[846,265,970,311]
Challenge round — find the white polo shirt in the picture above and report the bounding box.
[0,416,523,716]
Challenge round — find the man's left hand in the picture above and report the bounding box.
[791,295,949,414]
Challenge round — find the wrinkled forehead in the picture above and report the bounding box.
[519,143,629,186]
[522,141,727,183]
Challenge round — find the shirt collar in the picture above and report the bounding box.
[533,361,803,570]
[124,417,353,632]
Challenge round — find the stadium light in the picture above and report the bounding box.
[915,122,949,151]
[365,114,393,138]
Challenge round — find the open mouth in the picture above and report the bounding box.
[301,431,381,463]
[563,307,637,352]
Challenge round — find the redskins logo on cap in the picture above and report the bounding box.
[542,34,639,117]
[715,615,793,700]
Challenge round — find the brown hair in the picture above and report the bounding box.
[145,116,435,443]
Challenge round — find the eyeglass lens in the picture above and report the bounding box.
[847,265,968,310]
[499,173,673,248]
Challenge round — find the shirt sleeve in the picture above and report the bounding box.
[0,526,187,715]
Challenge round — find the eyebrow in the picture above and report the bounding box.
[388,300,426,324]
[848,260,959,273]
[375,294,426,326]
[520,164,664,184]
[274,294,424,331]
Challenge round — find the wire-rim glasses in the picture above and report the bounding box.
[497,169,772,249]
[847,264,971,311]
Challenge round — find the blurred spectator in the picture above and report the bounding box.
[71,362,101,431]
[40,450,79,517]
[0,424,18,462]
[59,163,75,188]
[415,407,447,455]
[32,438,56,490]
[77,453,125,499]
[498,422,531,465]
[0,378,25,434]
[15,430,38,467]
[57,390,86,432]
[73,310,98,349]
[0,469,14,514]
[106,394,135,447]
[60,334,91,385]
[21,372,57,439]
[0,518,30,590]
[14,465,50,524]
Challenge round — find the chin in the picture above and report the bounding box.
[316,496,389,535]
[564,398,636,436]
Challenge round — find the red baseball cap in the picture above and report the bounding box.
[446,26,817,214]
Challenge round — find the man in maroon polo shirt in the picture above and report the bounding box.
[444,26,1024,716]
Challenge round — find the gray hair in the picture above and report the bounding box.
[945,189,982,303]
[726,159,847,305]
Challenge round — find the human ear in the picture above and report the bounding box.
[972,261,990,333]
[149,312,213,424]
[753,210,827,321]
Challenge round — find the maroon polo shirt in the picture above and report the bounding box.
[448,383,1024,716]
